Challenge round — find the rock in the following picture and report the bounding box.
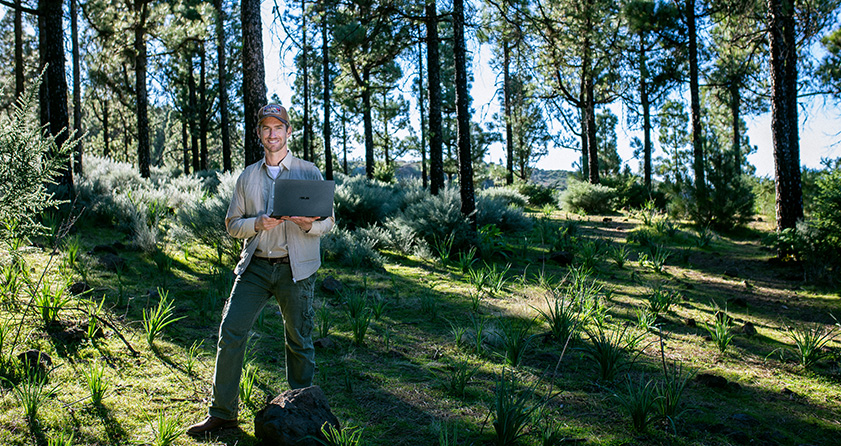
[686,318,697,328]
[321,276,343,295]
[695,373,728,389]
[602,217,612,222]
[98,253,126,272]
[728,297,748,308]
[741,322,757,336]
[254,386,340,446]
[69,281,92,295]
[17,350,52,373]
[313,337,336,349]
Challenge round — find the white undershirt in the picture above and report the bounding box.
[267,165,281,180]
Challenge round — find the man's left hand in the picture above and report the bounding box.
[281,216,319,232]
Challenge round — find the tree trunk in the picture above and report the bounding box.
[427,0,444,195]
[14,0,24,99]
[639,29,652,189]
[768,0,802,232]
[342,111,348,174]
[687,0,704,195]
[199,42,208,171]
[40,0,72,188]
[453,0,475,226]
[585,74,599,185]
[71,0,83,174]
[187,54,200,172]
[504,40,514,186]
[301,0,311,162]
[579,43,589,181]
[418,34,428,188]
[322,19,333,180]
[182,115,190,174]
[362,70,375,179]
[730,80,742,175]
[215,0,232,172]
[243,0,267,166]
[102,99,110,158]
[134,0,150,178]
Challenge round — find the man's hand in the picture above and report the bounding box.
[283,216,318,232]
[255,214,283,232]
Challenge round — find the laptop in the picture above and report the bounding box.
[270,179,335,218]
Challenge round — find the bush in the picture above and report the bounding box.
[0,82,73,246]
[334,174,404,229]
[600,175,666,210]
[560,179,618,215]
[175,171,241,264]
[385,187,473,254]
[322,227,384,268]
[478,186,529,209]
[518,182,557,208]
[476,194,533,234]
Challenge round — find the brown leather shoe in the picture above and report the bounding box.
[186,416,238,436]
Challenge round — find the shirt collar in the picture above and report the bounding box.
[261,152,292,170]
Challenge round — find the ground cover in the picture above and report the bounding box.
[0,211,839,446]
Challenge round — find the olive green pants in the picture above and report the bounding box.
[209,258,316,420]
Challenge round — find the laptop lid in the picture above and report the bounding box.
[270,179,335,218]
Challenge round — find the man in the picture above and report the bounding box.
[188,104,334,435]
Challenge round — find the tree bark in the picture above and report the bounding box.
[687,0,704,196]
[71,0,83,174]
[768,0,802,232]
[363,70,375,179]
[418,35,427,189]
[187,53,200,172]
[243,0,267,166]
[302,0,311,162]
[322,18,333,180]
[504,40,514,186]
[14,0,24,99]
[639,29,652,189]
[182,114,190,174]
[585,74,599,185]
[426,0,444,195]
[40,0,71,188]
[102,99,110,158]
[134,0,150,178]
[453,0,475,226]
[215,0,232,172]
[199,42,208,171]
[730,80,742,175]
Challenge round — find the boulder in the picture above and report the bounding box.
[254,386,340,446]
[321,276,344,295]
[17,349,52,374]
[98,253,126,272]
[741,322,757,336]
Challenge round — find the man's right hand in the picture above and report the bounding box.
[255,214,283,232]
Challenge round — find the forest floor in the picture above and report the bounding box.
[0,210,840,446]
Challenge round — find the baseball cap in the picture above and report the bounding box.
[257,104,289,126]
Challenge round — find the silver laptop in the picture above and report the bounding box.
[270,179,335,218]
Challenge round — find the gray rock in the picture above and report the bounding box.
[741,322,757,336]
[321,276,343,294]
[17,349,52,373]
[254,386,340,446]
[98,253,125,272]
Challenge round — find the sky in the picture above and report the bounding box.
[261,3,841,179]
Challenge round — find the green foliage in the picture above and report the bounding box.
[787,323,838,369]
[32,280,71,326]
[142,288,186,346]
[518,182,557,208]
[498,317,537,367]
[581,324,640,382]
[645,283,681,316]
[491,369,543,446]
[446,359,480,397]
[82,361,109,406]
[0,80,72,247]
[7,373,57,423]
[560,179,618,215]
[479,186,529,208]
[477,193,534,234]
[334,174,404,230]
[608,244,629,268]
[613,374,659,432]
[149,410,182,446]
[175,170,241,264]
[316,423,364,446]
[655,362,693,432]
[46,431,74,446]
[704,313,735,354]
[322,227,384,269]
[239,364,257,407]
[533,285,585,346]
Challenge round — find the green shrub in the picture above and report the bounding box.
[560,179,618,215]
[0,81,73,246]
[175,170,240,264]
[518,182,557,208]
[322,227,384,268]
[385,187,473,252]
[476,194,534,234]
[479,186,529,208]
[334,174,404,229]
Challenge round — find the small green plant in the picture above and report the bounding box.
[370,294,388,320]
[150,410,182,446]
[437,421,461,446]
[431,233,455,263]
[471,315,488,356]
[578,240,600,269]
[342,289,367,320]
[142,288,186,346]
[787,323,838,369]
[646,283,681,316]
[643,244,671,273]
[86,296,106,339]
[47,431,74,446]
[7,373,57,423]
[704,313,735,354]
[419,293,438,320]
[63,234,82,269]
[316,422,364,446]
[152,249,174,287]
[184,340,204,376]
[656,362,693,432]
[484,262,511,298]
[82,361,109,406]
[694,226,714,248]
[533,290,582,346]
[449,319,468,348]
[635,307,659,332]
[239,363,257,407]
[455,246,478,273]
[609,244,629,268]
[315,304,332,339]
[491,369,543,446]
[446,359,480,397]
[613,374,660,432]
[499,317,537,368]
[0,262,22,307]
[349,308,372,346]
[32,280,71,326]
[581,324,640,382]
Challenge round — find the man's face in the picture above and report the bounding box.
[259,116,291,155]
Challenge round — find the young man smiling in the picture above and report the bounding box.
[187,104,334,435]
